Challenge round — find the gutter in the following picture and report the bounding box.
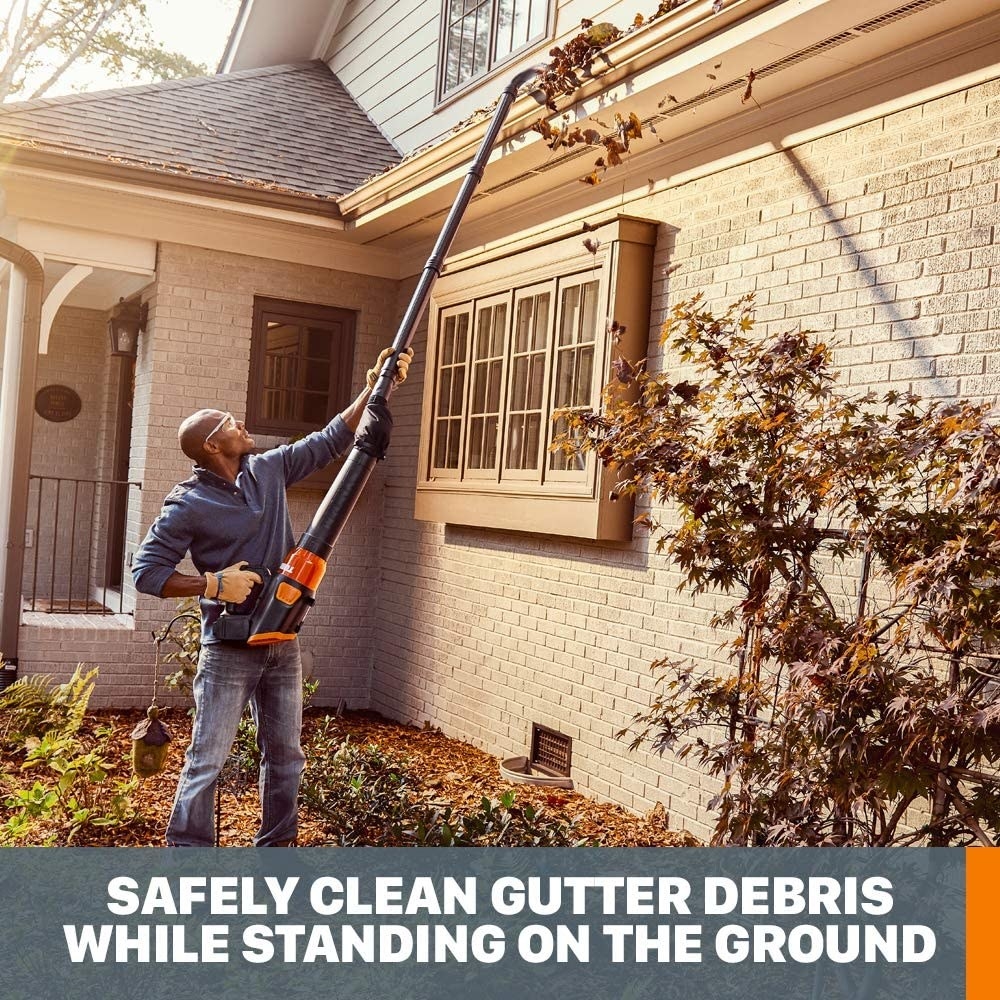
[336,0,778,220]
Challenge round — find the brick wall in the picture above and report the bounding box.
[370,77,1000,842]
[20,245,399,708]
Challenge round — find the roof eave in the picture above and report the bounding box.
[336,0,772,220]
[0,142,347,222]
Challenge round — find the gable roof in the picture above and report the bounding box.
[0,61,400,201]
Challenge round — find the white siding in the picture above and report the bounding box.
[326,0,649,154]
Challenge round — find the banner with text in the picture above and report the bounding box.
[1,847,992,1000]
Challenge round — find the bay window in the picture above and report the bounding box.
[416,216,657,539]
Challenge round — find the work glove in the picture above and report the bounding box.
[366,347,414,390]
[204,561,262,604]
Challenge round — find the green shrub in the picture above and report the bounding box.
[0,666,97,750]
[0,670,139,845]
[300,721,421,845]
[411,790,588,847]
[300,717,590,847]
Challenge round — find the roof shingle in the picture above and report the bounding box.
[0,61,400,199]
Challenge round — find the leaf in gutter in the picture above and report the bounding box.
[580,172,602,186]
[712,0,724,11]
[633,13,644,27]
[582,220,600,232]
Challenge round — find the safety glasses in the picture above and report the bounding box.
[204,412,236,444]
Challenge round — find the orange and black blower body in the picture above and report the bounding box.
[246,64,543,647]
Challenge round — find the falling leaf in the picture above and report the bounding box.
[706,73,717,81]
[591,116,610,128]
[742,68,758,105]
[714,61,723,69]
[648,178,655,187]
[580,172,602,186]
[612,356,634,384]
[649,123,658,134]
[595,156,607,168]
[583,238,602,254]
[607,318,628,341]
[658,94,679,108]
[663,262,683,276]
[712,0,724,11]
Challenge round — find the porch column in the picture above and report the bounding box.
[0,239,44,662]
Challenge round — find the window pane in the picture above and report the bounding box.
[503,291,549,475]
[468,301,507,470]
[549,280,598,472]
[432,309,470,470]
[251,301,355,435]
[495,0,543,60]
[437,369,452,417]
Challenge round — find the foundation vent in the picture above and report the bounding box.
[530,723,573,777]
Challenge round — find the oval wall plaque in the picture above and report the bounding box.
[35,384,82,423]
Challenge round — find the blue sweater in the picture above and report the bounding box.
[133,417,353,643]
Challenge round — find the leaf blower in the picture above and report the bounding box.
[247,64,545,646]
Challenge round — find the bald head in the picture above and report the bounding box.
[179,409,226,462]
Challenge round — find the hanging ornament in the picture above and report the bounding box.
[131,705,172,778]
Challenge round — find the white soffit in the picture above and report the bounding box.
[42,260,151,312]
[221,0,343,71]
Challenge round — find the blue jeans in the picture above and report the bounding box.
[166,639,305,847]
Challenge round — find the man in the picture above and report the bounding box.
[133,346,413,847]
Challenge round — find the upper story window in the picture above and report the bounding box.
[247,297,356,437]
[415,217,657,540]
[440,0,549,99]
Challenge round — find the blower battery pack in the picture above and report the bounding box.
[214,566,271,644]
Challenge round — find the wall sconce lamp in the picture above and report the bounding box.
[108,297,147,357]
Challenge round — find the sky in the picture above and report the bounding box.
[48,0,242,97]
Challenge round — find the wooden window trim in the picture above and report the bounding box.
[416,216,657,541]
[247,297,357,438]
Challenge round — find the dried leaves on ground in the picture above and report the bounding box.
[47,708,699,848]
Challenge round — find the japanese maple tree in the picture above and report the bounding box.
[560,295,1000,845]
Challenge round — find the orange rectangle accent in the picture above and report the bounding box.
[966,847,999,999]
[275,582,301,606]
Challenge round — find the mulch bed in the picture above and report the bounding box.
[63,707,700,847]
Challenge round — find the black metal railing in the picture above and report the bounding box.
[25,475,141,615]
